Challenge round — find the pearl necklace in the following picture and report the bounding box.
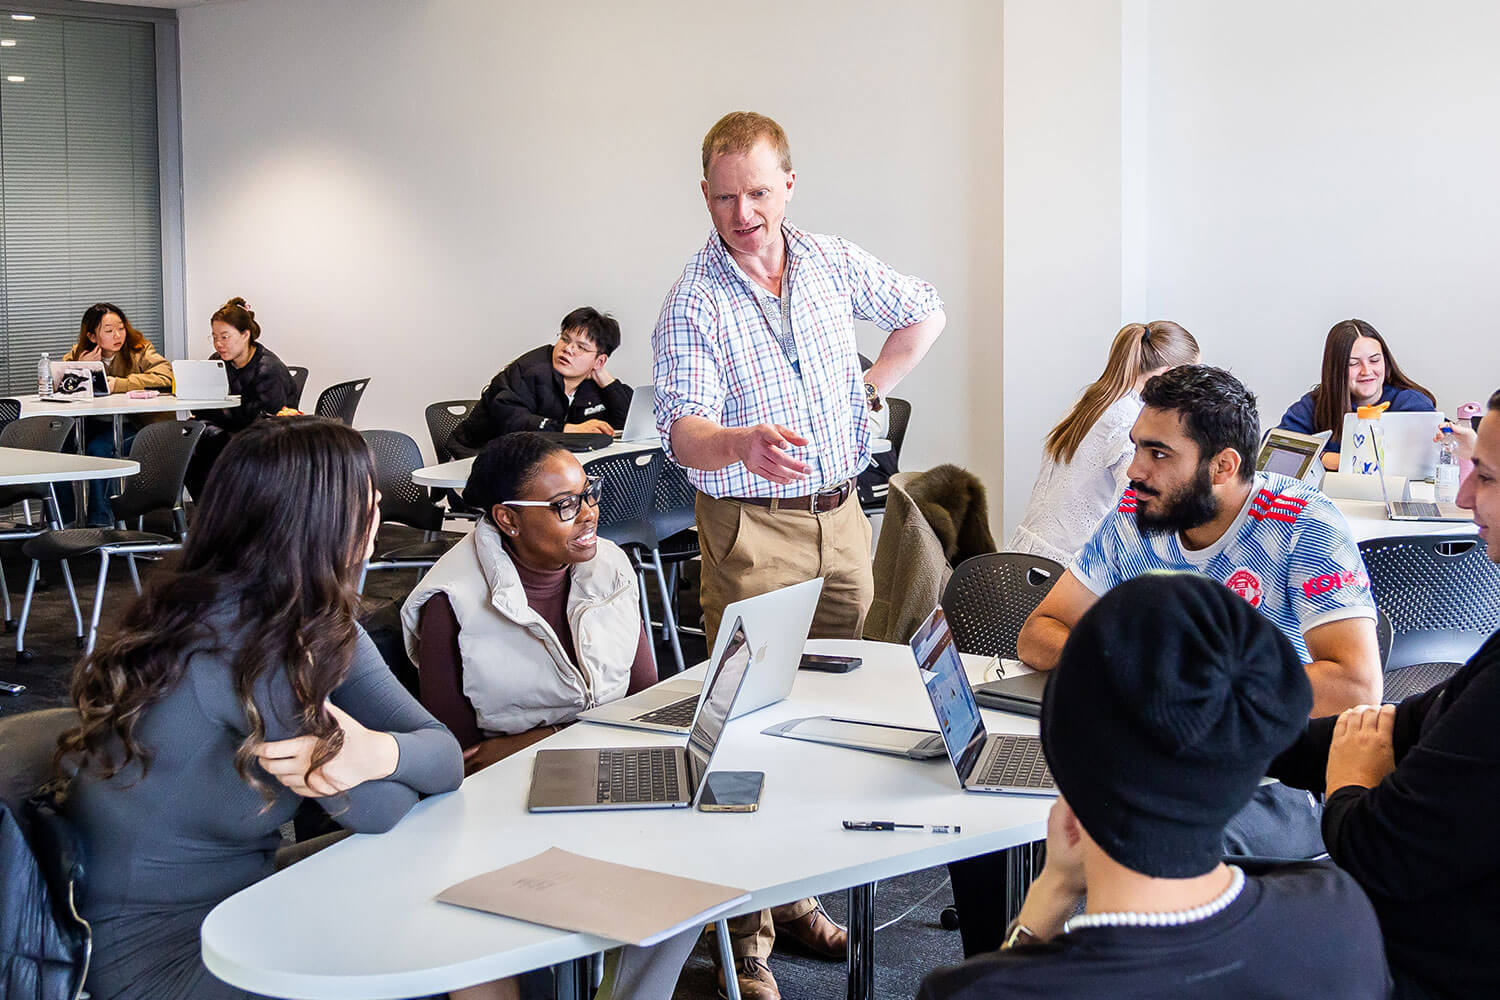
[1064,865,1245,933]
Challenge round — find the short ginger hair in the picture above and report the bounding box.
[701,111,793,178]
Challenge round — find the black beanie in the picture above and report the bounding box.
[1040,571,1312,878]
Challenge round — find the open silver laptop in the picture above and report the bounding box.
[1371,432,1472,523]
[617,384,658,442]
[911,607,1055,795]
[43,361,109,400]
[579,577,822,734]
[1340,411,1443,480]
[1257,428,1331,483]
[527,617,752,812]
[172,359,231,400]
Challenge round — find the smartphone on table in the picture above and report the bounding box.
[699,770,765,812]
[799,653,862,673]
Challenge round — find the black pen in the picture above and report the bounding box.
[842,820,961,833]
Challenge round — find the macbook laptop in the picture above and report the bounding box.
[1256,428,1331,483]
[1371,432,1472,523]
[172,359,231,400]
[1340,411,1444,481]
[618,385,658,443]
[44,360,109,399]
[911,607,1055,795]
[527,617,753,812]
[579,578,823,734]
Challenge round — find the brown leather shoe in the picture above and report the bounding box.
[716,956,781,1000]
[773,905,848,960]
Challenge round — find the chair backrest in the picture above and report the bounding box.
[0,415,77,507]
[425,399,478,463]
[284,366,310,409]
[940,551,1066,659]
[112,420,204,523]
[885,396,912,465]
[363,429,445,532]
[0,708,75,817]
[314,378,370,425]
[589,450,663,549]
[1358,534,1500,670]
[0,397,20,427]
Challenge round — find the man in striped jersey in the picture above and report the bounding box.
[945,366,1382,956]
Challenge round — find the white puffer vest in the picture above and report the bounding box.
[401,520,641,735]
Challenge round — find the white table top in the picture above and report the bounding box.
[201,639,1049,999]
[1332,497,1478,544]
[17,392,240,418]
[413,437,893,491]
[0,447,139,485]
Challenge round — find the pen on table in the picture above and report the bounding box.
[842,820,961,833]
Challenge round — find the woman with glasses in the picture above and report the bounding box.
[185,296,298,497]
[401,432,655,776]
[446,306,633,458]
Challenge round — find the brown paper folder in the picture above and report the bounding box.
[437,847,751,946]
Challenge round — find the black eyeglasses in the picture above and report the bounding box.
[502,476,603,522]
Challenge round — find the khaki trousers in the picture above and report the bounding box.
[696,488,873,960]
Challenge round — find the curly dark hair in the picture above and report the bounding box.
[56,417,377,802]
[1140,365,1260,483]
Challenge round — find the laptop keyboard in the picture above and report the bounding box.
[596,748,680,804]
[976,736,1054,790]
[1392,501,1442,519]
[632,695,698,728]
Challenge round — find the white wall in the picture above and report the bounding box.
[1001,0,1500,537]
[177,0,1002,473]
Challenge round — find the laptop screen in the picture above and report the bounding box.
[684,617,753,799]
[910,608,988,785]
[1257,429,1323,479]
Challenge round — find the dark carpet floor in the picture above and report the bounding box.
[0,526,965,999]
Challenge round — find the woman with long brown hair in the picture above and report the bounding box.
[1008,321,1199,563]
[62,302,174,523]
[1277,318,1436,471]
[56,417,463,1000]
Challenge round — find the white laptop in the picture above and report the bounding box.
[1257,428,1331,483]
[1370,432,1472,523]
[618,384,658,442]
[1340,411,1444,481]
[172,359,231,400]
[911,607,1055,795]
[579,577,823,734]
[43,360,109,400]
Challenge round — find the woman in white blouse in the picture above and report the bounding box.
[1008,321,1200,564]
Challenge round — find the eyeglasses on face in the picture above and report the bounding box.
[502,476,603,522]
[556,332,599,354]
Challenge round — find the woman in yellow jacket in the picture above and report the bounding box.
[62,302,173,524]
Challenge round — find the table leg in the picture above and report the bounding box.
[112,415,126,514]
[71,421,88,526]
[553,955,592,1000]
[846,882,875,1000]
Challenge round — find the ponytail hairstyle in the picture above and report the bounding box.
[74,302,149,357]
[1309,319,1436,437]
[1044,321,1200,464]
[212,296,262,343]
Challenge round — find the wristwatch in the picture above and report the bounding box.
[863,381,883,413]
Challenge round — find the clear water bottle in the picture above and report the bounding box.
[1435,425,1460,503]
[37,352,53,396]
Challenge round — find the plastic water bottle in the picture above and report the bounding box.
[37,352,52,396]
[1435,426,1460,503]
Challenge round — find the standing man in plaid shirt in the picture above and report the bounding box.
[653,111,945,999]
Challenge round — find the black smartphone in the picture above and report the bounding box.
[699,770,765,812]
[799,653,862,673]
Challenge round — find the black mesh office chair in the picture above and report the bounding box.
[424,399,480,518]
[1,415,80,634]
[860,396,912,515]
[0,398,19,427]
[16,421,203,658]
[590,450,686,675]
[938,551,1065,946]
[284,367,310,409]
[357,430,459,592]
[1359,534,1500,701]
[313,378,370,426]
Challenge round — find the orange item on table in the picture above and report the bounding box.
[1355,401,1391,420]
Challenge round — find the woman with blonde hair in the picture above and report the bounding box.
[1008,321,1200,564]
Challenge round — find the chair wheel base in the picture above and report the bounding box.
[939,906,961,931]
[15,649,33,664]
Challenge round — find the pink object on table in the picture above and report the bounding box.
[126,389,160,399]
[1457,401,1482,420]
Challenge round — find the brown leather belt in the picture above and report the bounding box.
[732,480,855,514]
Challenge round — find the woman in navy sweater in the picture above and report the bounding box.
[1278,318,1435,470]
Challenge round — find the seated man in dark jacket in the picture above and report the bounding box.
[448,306,633,457]
[919,573,1388,1000]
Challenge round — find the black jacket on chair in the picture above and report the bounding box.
[448,345,632,456]
[0,799,88,1000]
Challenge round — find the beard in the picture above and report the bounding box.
[1132,461,1220,535]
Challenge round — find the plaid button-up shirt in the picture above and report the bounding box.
[652,223,942,499]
